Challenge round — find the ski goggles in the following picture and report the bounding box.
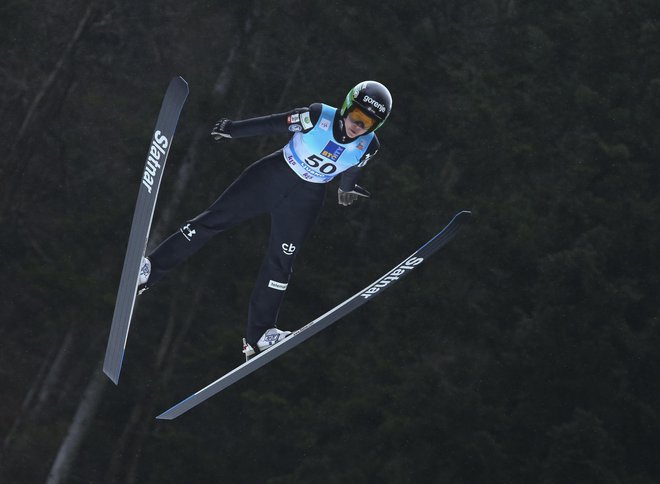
[347,106,376,130]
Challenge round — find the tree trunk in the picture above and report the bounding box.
[45,363,107,484]
[14,3,94,145]
[1,346,54,453]
[2,2,95,220]
[2,326,75,460]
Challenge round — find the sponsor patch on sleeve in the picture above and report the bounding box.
[300,112,313,130]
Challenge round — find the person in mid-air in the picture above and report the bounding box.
[138,80,393,359]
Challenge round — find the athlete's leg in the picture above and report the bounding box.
[246,183,326,346]
[146,153,283,286]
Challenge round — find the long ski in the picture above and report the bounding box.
[156,210,472,419]
[103,76,189,384]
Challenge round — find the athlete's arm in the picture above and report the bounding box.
[211,103,322,140]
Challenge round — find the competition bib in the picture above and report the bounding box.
[282,104,374,183]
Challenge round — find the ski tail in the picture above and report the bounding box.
[103,76,189,384]
[156,210,472,419]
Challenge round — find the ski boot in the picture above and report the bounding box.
[242,328,292,361]
[137,257,151,294]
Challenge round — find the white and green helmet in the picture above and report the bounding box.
[340,80,393,132]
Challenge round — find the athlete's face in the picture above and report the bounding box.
[344,106,375,138]
[344,117,367,138]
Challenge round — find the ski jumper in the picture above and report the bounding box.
[146,103,380,347]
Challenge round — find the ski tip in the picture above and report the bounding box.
[454,210,473,223]
[173,75,189,89]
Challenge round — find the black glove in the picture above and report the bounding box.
[211,118,232,141]
[338,185,371,206]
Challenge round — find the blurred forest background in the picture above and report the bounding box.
[2,0,660,483]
